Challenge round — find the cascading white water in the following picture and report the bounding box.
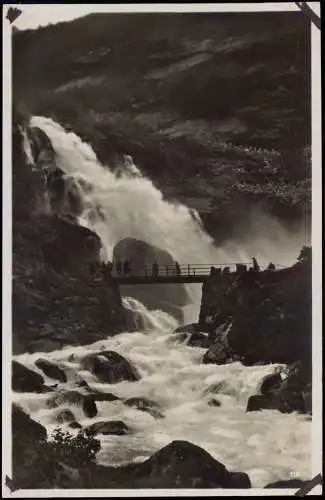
[16,117,311,487]
[29,116,306,322]
[13,299,311,488]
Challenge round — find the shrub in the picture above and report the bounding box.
[43,427,101,468]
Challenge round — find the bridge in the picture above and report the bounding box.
[99,262,284,285]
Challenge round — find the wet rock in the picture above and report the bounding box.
[247,361,311,414]
[174,323,200,335]
[81,350,140,384]
[35,384,57,394]
[82,396,98,418]
[48,390,84,408]
[56,409,76,424]
[91,392,121,402]
[12,404,47,443]
[35,358,67,383]
[226,254,312,366]
[69,421,83,430]
[265,479,306,488]
[124,397,164,419]
[224,471,252,488]
[246,395,278,412]
[188,332,210,348]
[135,440,251,488]
[202,339,238,365]
[12,361,44,393]
[208,398,221,407]
[172,332,188,343]
[259,372,282,395]
[86,420,129,436]
[48,390,98,418]
[42,217,101,274]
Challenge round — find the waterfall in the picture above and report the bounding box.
[15,117,311,487]
[28,116,305,322]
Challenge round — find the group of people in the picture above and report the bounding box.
[89,259,182,279]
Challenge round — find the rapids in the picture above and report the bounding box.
[14,117,312,487]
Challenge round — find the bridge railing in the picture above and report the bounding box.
[107,262,284,279]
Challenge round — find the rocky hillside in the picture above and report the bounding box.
[12,113,131,355]
[13,12,311,243]
[175,249,312,415]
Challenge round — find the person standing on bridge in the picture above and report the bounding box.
[175,261,181,276]
[116,257,122,275]
[106,261,113,280]
[152,261,159,278]
[123,259,131,275]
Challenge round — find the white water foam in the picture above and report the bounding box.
[16,118,311,487]
[13,299,311,488]
[28,116,305,322]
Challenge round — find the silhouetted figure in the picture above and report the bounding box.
[222,266,230,275]
[123,260,131,275]
[267,262,276,271]
[297,246,311,264]
[252,257,260,272]
[116,258,122,275]
[106,262,113,280]
[210,266,216,276]
[175,261,181,276]
[152,261,159,278]
[236,263,247,275]
[89,262,96,276]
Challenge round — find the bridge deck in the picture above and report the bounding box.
[110,274,208,285]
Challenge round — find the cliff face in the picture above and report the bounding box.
[199,256,311,366]
[197,254,312,414]
[12,117,128,355]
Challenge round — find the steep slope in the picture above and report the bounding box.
[12,12,311,243]
[12,114,129,354]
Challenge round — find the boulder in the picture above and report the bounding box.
[246,395,279,412]
[86,420,129,436]
[208,398,222,407]
[247,362,311,414]
[56,409,76,424]
[264,479,306,488]
[259,372,283,395]
[12,404,47,443]
[112,237,189,321]
[42,216,101,274]
[202,338,238,365]
[82,396,98,418]
[35,358,67,383]
[124,397,164,419]
[48,390,98,418]
[90,392,121,403]
[135,440,251,488]
[69,421,83,430]
[12,361,45,393]
[81,350,140,384]
[188,332,210,348]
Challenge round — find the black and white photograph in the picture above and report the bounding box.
[3,2,322,495]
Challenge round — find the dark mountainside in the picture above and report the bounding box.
[10,12,312,491]
[13,12,311,243]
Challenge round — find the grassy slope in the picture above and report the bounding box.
[13,12,311,242]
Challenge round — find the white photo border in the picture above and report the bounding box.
[2,2,322,497]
